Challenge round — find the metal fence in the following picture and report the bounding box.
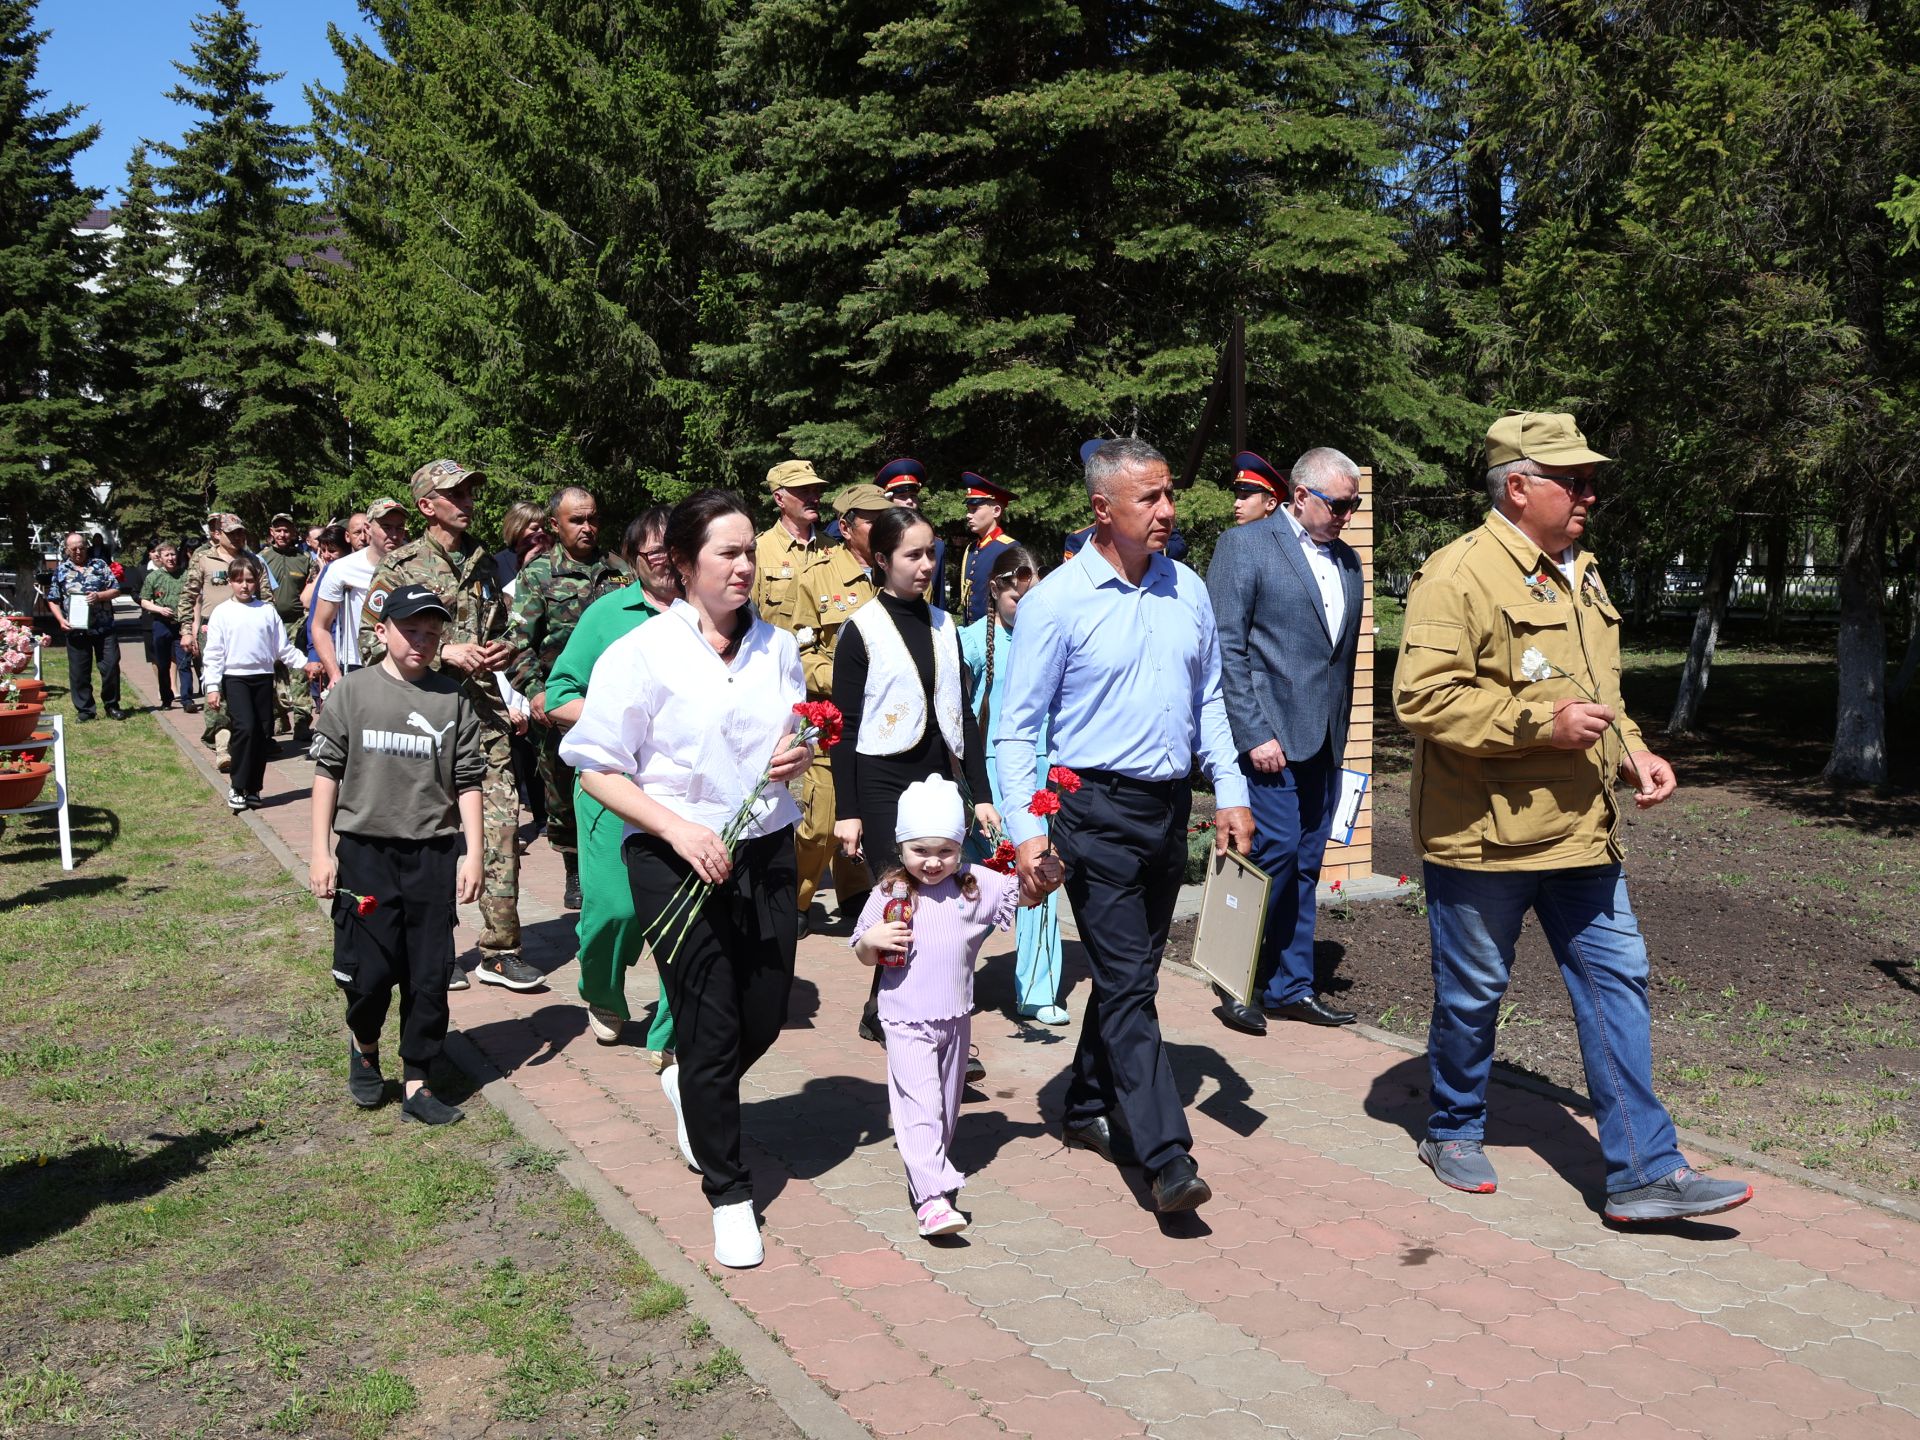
[1379,565,1905,619]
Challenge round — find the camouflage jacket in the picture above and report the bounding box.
[359,532,512,726]
[176,546,261,630]
[504,548,634,695]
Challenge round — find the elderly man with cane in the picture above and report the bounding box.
[998,437,1254,1213]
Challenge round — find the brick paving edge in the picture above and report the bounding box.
[119,659,875,1440]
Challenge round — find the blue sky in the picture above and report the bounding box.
[35,0,374,202]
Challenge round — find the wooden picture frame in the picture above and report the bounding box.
[1189,847,1271,1008]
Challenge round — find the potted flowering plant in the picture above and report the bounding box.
[0,750,52,810]
[0,614,43,708]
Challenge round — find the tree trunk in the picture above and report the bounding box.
[1763,513,1791,642]
[5,487,35,615]
[1667,524,1741,737]
[1823,498,1890,787]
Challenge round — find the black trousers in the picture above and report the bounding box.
[65,630,121,717]
[1055,771,1193,1174]
[628,827,797,1208]
[511,731,547,829]
[332,833,457,1082]
[223,673,274,795]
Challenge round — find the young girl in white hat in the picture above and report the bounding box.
[851,776,1019,1236]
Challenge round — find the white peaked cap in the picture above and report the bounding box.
[894,775,966,845]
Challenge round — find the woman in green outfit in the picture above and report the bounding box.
[545,509,681,1062]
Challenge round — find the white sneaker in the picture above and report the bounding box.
[712,1199,762,1268]
[660,1063,697,1171]
[586,1005,623,1044]
[226,789,247,813]
[916,1195,968,1237]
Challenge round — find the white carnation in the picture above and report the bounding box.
[795,626,816,648]
[1520,647,1554,682]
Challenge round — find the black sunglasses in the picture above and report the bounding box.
[1305,487,1363,517]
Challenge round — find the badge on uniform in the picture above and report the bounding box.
[1582,570,1608,606]
[1526,570,1556,603]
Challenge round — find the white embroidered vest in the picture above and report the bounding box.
[851,600,964,758]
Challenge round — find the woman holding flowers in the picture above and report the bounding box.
[959,544,1067,1025]
[832,507,998,1042]
[562,490,813,1269]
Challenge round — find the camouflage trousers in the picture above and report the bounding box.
[274,660,313,726]
[537,724,576,855]
[795,751,870,914]
[477,721,522,955]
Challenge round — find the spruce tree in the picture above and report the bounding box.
[0,0,102,602]
[154,0,340,522]
[703,0,1472,543]
[309,0,729,518]
[93,144,200,544]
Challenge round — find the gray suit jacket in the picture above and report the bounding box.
[1206,512,1365,763]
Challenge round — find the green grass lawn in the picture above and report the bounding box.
[0,654,793,1439]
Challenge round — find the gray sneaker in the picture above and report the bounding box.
[1418,1137,1498,1194]
[476,953,545,991]
[1605,1166,1752,1223]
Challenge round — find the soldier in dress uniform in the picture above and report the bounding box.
[957,473,1016,624]
[359,459,545,994]
[752,459,831,628]
[877,457,945,609]
[782,481,891,924]
[504,485,633,911]
[1227,450,1284,526]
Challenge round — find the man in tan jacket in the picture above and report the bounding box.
[1394,410,1752,1224]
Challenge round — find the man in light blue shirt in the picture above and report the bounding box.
[997,437,1254,1214]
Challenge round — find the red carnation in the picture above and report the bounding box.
[984,840,1018,874]
[1028,790,1062,818]
[792,700,844,748]
[1047,765,1082,794]
[343,890,378,916]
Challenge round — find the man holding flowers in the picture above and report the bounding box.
[997,438,1254,1214]
[1393,410,1751,1223]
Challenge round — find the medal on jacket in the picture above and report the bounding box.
[1526,570,1555,603]
[1582,570,1607,606]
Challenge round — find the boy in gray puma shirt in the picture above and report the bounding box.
[311,583,485,1124]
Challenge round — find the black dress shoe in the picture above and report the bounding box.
[1216,989,1267,1036]
[1268,995,1357,1026]
[1152,1154,1213,1212]
[180,701,201,713]
[1062,1114,1139,1168]
[107,707,128,721]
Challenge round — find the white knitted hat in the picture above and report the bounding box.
[894,776,966,845]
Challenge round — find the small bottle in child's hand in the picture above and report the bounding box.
[879,880,914,967]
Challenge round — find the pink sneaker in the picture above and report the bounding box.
[915,1195,967,1237]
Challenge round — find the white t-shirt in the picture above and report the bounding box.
[318,549,378,670]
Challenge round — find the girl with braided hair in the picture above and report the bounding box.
[958,544,1067,1025]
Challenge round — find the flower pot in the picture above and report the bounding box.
[0,761,51,810]
[17,731,51,765]
[0,704,46,746]
[8,677,46,706]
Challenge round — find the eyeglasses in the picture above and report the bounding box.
[1305,487,1363,517]
[638,546,668,565]
[1527,472,1600,499]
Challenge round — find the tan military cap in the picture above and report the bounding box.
[218,513,248,534]
[366,497,406,521]
[833,482,893,515]
[1485,411,1611,468]
[409,458,486,502]
[766,459,825,493]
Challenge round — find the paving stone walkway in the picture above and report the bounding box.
[118,648,1920,1439]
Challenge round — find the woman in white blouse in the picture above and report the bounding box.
[562,490,811,1269]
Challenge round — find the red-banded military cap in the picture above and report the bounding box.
[876,457,927,490]
[963,473,1013,504]
[1229,450,1282,494]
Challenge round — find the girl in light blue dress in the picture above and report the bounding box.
[958,544,1068,1025]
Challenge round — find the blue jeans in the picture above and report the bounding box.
[1243,745,1338,1007]
[1423,861,1685,1194]
[152,621,195,706]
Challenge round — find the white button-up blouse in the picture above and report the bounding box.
[559,600,805,840]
